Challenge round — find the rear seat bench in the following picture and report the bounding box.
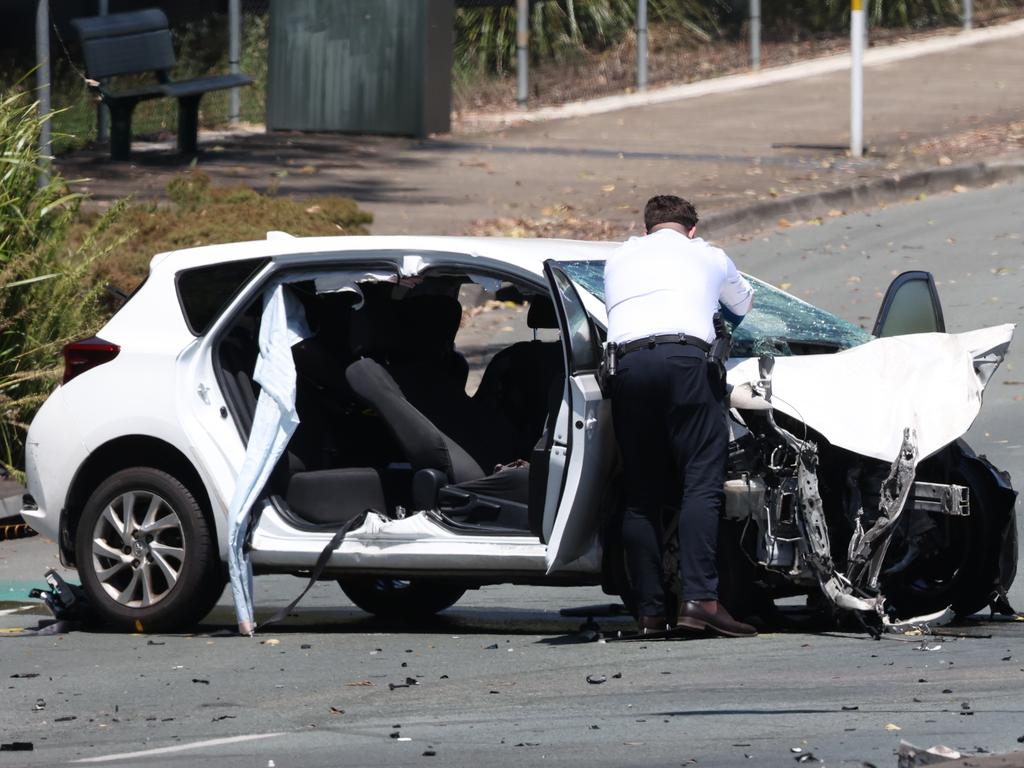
[72,8,253,161]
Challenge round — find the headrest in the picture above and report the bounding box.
[527,296,558,330]
[398,295,463,346]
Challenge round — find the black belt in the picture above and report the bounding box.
[616,333,711,357]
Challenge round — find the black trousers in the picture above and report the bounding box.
[610,343,727,617]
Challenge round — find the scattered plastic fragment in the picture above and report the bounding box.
[54,716,76,723]
[300,644,311,650]
[390,732,401,739]
[389,683,409,691]
[942,689,953,694]
[885,724,902,731]
[147,640,165,646]
[397,738,411,742]
[791,747,803,753]
[914,643,942,652]
[896,740,960,767]
[422,750,436,756]
[347,680,374,687]
[0,743,33,751]
[795,753,818,763]
[211,715,236,722]
[612,672,622,679]
[586,674,607,685]
[32,698,45,711]
[841,706,859,711]
[329,707,345,715]
[406,677,419,686]
[10,673,39,679]
[484,644,498,650]
[192,678,210,685]
[262,639,280,646]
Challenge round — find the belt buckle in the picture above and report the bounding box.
[647,335,657,350]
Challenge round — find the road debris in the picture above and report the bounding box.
[586,674,607,685]
[896,740,961,767]
[0,742,33,751]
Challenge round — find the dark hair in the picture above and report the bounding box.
[644,195,699,233]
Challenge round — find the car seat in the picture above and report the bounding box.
[217,326,385,528]
[345,357,531,533]
[474,296,564,456]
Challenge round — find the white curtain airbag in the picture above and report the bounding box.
[226,285,311,635]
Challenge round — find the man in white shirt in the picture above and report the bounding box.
[604,194,756,638]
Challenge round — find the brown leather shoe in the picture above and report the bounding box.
[677,600,757,638]
[638,615,669,634]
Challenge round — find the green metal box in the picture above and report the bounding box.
[267,0,454,136]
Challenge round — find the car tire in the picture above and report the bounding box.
[337,577,465,620]
[881,464,992,619]
[75,467,224,632]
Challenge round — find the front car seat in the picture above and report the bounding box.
[345,358,531,531]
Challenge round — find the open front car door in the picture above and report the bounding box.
[873,270,945,337]
[543,260,616,573]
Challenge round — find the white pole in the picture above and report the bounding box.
[516,0,528,107]
[637,0,648,91]
[850,0,864,158]
[963,0,972,30]
[36,0,51,180]
[750,0,761,71]
[229,0,241,124]
[97,0,109,143]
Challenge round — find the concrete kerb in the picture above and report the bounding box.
[703,156,1024,240]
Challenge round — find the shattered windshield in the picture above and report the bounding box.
[560,259,872,356]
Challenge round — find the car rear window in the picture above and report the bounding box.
[176,258,270,335]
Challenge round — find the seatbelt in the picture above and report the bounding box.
[257,510,370,630]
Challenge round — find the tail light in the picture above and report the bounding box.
[62,337,120,384]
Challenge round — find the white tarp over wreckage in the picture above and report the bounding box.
[728,323,1015,462]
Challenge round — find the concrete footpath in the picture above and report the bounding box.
[57,21,1024,241]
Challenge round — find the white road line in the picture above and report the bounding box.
[0,605,33,616]
[70,733,286,763]
[468,18,1024,126]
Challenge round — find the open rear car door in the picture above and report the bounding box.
[542,261,616,573]
[873,270,945,337]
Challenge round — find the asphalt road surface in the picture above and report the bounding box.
[2,181,1023,767]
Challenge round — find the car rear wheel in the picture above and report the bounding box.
[338,577,465,620]
[75,468,224,632]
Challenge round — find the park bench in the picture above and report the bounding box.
[71,8,253,161]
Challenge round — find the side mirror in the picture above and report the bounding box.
[872,271,945,337]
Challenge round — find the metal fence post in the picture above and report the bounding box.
[229,0,242,124]
[637,0,648,91]
[850,0,864,157]
[516,0,529,107]
[749,0,760,70]
[97,0,109,142]
[963,0,972,29]
[36,0,51,181]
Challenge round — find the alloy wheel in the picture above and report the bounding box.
[89,491,186,608]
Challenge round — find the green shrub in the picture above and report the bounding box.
[455,0,723,75]
[85,171,373,296]
[0,90,129,476]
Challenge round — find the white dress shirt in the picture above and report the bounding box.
[603,229,754,345]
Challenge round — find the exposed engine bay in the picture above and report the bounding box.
[718,352,1017,634]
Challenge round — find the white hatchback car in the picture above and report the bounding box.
[22,235,1017,632]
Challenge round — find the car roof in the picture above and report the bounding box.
[150,235,621,276]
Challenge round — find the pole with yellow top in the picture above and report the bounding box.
[850,0,864,157]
